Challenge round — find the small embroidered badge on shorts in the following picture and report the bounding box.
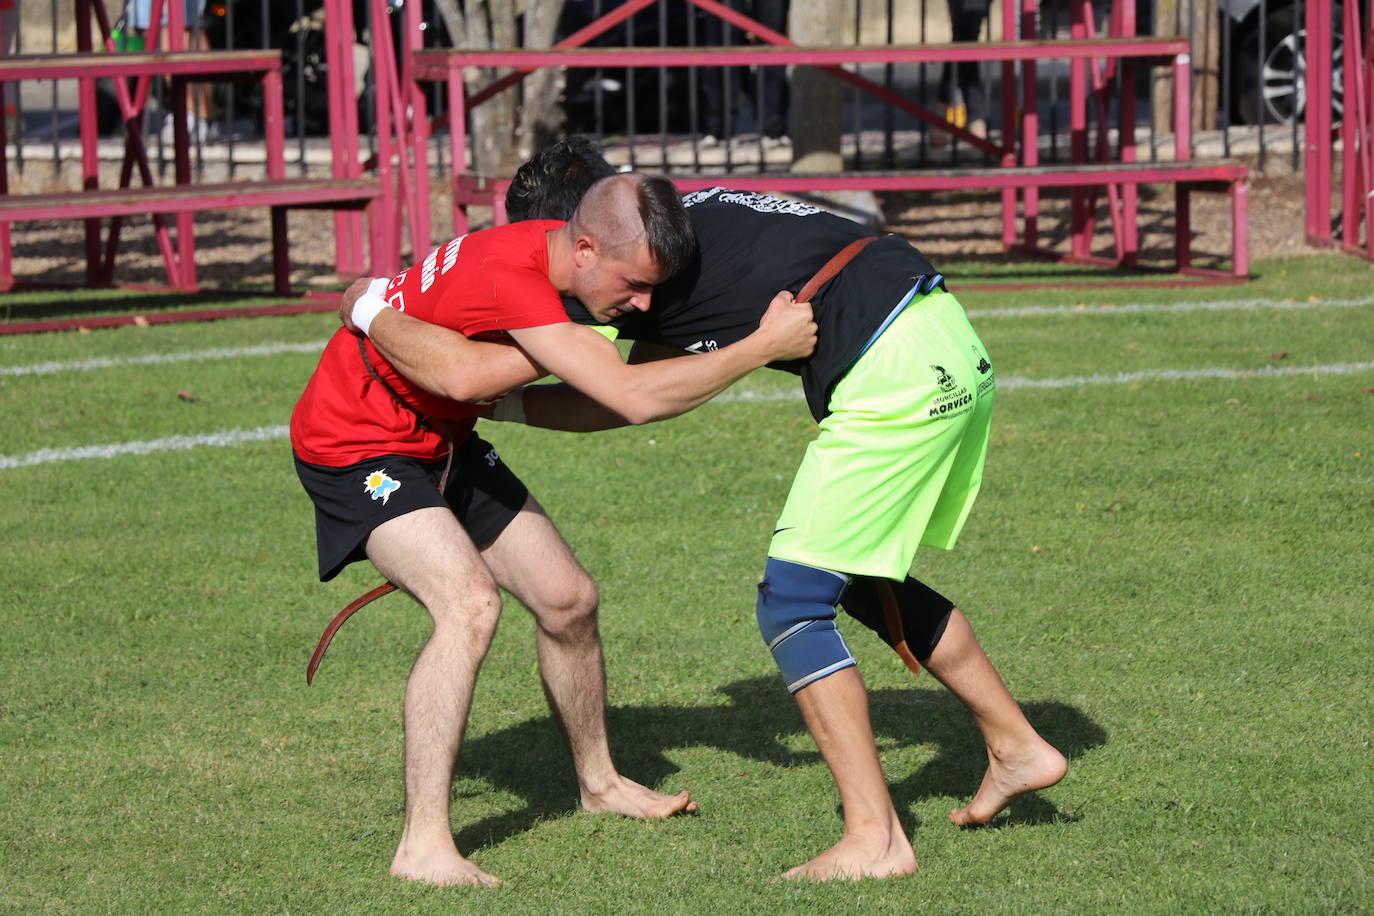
[363,469,401,505]
[931,364,957,392]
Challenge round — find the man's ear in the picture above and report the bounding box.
[573,235,598,268]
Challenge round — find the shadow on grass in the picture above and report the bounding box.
[0,288,279,323]
[455,676,1106,853]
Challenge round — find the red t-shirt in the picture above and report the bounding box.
[291,220,567,466]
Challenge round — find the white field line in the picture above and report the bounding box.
[5,360,1372,470]
[716,360,1374,403]
[963,294,1374,319]
[4,293,1374,379]
[0,341,327,377]
[0,425,289,470]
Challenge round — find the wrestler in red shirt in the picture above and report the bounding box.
[287,174,816,889]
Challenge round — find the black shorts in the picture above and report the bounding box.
[840,574,956,661]
[293,434,529,581]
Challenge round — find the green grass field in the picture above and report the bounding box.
[1,254,1371,913]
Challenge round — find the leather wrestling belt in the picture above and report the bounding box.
[307,234,918,684]
[305,337,454,685]
[793,234,923,677]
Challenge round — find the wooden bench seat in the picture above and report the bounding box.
[412,37,1193,74]
[0,50,284,81]
[0,178,383,293]
[453,159,1249,279]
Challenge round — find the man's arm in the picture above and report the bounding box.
[339,277,546,403]
[355,286,814,426]
[490,341,688,432]
[504,290,813,426]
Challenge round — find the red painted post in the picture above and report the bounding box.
[325,0,364,277]
[999,0,1018,251]
[447,69,468,237]
[75,0,104,285]
[0,64,9,289]
[167,0,184,47]
[1070,5,1090,259]
[1172,51,1190,159]
[370,2,420,264]
[1175,183,1190,270]
[371,0,398,276]
[1118,0,1138,265]
[1231,178,1248,277]
[1080,2,1125,264]
[263,77,288,189]
[1020,0,1040,250]
[170,74,197,291]
[403,0,431,255]
[271,204,291,294]
[1341,0,1361,251]
[1366,3,1374,261]
[264,68,288,292]
[1304,0,1332,245]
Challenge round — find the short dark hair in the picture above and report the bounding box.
[634,174,694,280]
[505,136,617,222]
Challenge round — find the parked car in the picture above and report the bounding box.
[1222,0,1343,125]
[557,0,700,135]
[201,0,369,135]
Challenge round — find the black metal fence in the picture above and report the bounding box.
[2,0,1340,179]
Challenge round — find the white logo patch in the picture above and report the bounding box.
[363,469,401,505]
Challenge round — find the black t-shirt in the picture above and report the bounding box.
[566,187,941,420]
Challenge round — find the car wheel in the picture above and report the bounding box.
[1231,2,1343,126]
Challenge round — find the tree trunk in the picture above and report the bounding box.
[516,0,567,159]
[1189,0,1220,134]
[788,0,847,172]
[430,0,564,173]
[1153,0,1220,146]
[1151,0,1175,135]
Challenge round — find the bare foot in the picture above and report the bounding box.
[948,736,1068,826]
[781,820,917,882]
[391,837,502,887]
[581,774,698,819]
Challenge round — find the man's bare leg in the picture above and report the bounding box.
[480,497,695,818]
[921,609,1067,826]
[367,508,504,887]
[783,666,918,881]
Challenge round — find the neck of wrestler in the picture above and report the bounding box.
[545,225,580,295]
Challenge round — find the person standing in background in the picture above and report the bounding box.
[934,0,992,144]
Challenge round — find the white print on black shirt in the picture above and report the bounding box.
[682,186,823,217]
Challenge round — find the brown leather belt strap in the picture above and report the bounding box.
[877,580,923,676]
[306,372,458,684]
[308,236,886,684]
[306,582,396,684]
[796,234,887,303]
[801,237,917,676]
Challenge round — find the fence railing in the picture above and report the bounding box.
[3,0,1363,273]
[1,1,1337,178]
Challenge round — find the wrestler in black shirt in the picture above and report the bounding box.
[501,137,948,422]
[562,187,943,421]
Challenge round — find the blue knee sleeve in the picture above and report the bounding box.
[756,558,856,693]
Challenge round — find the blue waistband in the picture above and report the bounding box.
[852,273,945,363]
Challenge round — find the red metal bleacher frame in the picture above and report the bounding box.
[411,45,1247,279]
[400,0,1247,281]
[1306,0,1374,260]
[0,0,389,298]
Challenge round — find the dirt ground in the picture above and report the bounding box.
[2,152,1330,294]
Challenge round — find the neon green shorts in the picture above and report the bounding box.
[769,288,996,580]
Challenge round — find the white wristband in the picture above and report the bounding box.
[352,278,393,335]
[490,389,526,423]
